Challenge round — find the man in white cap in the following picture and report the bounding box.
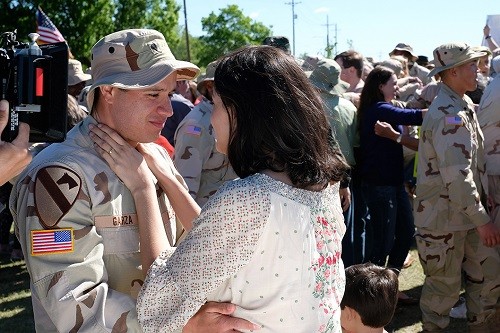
[67,58,92,98]
[414,42,500,332]
[11,29,254,332]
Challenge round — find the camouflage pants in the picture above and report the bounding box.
[415,228,500,331]
[490,176,500,259]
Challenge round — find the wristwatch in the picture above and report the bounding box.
[396,134,402,143]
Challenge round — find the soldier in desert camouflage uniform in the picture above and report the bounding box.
[10,29,254,333]
[174,61,237,207]
[478,54,500,244]
[414,42,500,333]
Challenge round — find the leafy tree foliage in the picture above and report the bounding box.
[1,2,273,69]
[1,0,180,67]
[198,4,271,66]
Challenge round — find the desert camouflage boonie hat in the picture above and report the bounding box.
[428,42,487,77]
[87,29,200,110]
[389,43,418,62]
[196,61,217,97]
[68,59,92,86]
[380,58,404,78]
[305,58,349,95]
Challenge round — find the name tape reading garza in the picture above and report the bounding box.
[31,228,74,256]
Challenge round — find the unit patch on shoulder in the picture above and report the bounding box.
[34,166,82,229]
[31,228,74,256]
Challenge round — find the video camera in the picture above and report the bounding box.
[0,30,68,142]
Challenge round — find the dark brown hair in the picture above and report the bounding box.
[214,45,349,189]
[357,66,394,129]
[341,263,399,328]
[334,50,364,78]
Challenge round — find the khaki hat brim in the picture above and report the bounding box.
[197,77,214,97]
[390,49,418,62]
[68,73,92,86]
[87,59,199,110]
[428,51,487,77]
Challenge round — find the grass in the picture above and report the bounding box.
[0,248,467,333]
[0,255,34,332]
[386,248,467,332]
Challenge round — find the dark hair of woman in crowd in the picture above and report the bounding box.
[214,45,349,189]
[357,66,395,127]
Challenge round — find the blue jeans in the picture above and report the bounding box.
[362,183,414,270]
[341,175,369,267]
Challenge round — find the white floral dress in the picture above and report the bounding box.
[137,173,345,333]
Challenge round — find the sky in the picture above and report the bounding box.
[182,0,499,62]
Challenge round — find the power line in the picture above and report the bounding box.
[322,16,337,58]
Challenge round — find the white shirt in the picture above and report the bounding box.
[137,173,345,333]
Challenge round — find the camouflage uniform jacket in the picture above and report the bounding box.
[477,75,500,176]
[10,116,184,332]
[414,84,490,231]
[320,92,359,166]
[173,98,237,207]
[409,63,433,85]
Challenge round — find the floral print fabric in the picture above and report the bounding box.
[137,173,345,333]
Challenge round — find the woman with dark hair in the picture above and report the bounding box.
[116,45,349,332]
[357,66,424,303]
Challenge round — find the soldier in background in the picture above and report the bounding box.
[305,58,362,267]
[389,43,433,86]
[174,61,237,207]
[414,42,500,333]
[10,29,254,333]
[477,54,500,250]
[67,59,91,99]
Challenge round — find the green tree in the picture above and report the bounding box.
[115,0,180,49]
[1,1,181,67]
[198,4,272,66]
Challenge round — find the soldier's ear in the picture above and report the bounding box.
[100,86,115,104]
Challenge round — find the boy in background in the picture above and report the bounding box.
[340,263,399,333]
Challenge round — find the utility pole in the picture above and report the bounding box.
[323,16,336,58]
[285,0,301,56]
[183,0,191,61]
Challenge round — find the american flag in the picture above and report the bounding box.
[186,125,202,136]
[31,229,74,255]
[36,6,65,44]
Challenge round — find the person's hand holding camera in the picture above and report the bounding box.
[0,100,32,185]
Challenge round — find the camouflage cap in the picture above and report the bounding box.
[305,58,349,96]
[68,59,92,86]
[87,29,200,110]
[262,36,291,54]
[380,58,404,78]
[389,43,418,62]
[196,61,217,97]
[471,45,492,57]
[428,42,487,77]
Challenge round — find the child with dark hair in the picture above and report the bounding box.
[340,263,399,333]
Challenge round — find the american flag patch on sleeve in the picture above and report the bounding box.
[31,228,74,256]
[445,116,463,126]
[186,125,202,136]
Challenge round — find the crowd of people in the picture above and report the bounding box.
[0,23,499,333]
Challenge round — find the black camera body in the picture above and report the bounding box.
[0,30,68,142]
